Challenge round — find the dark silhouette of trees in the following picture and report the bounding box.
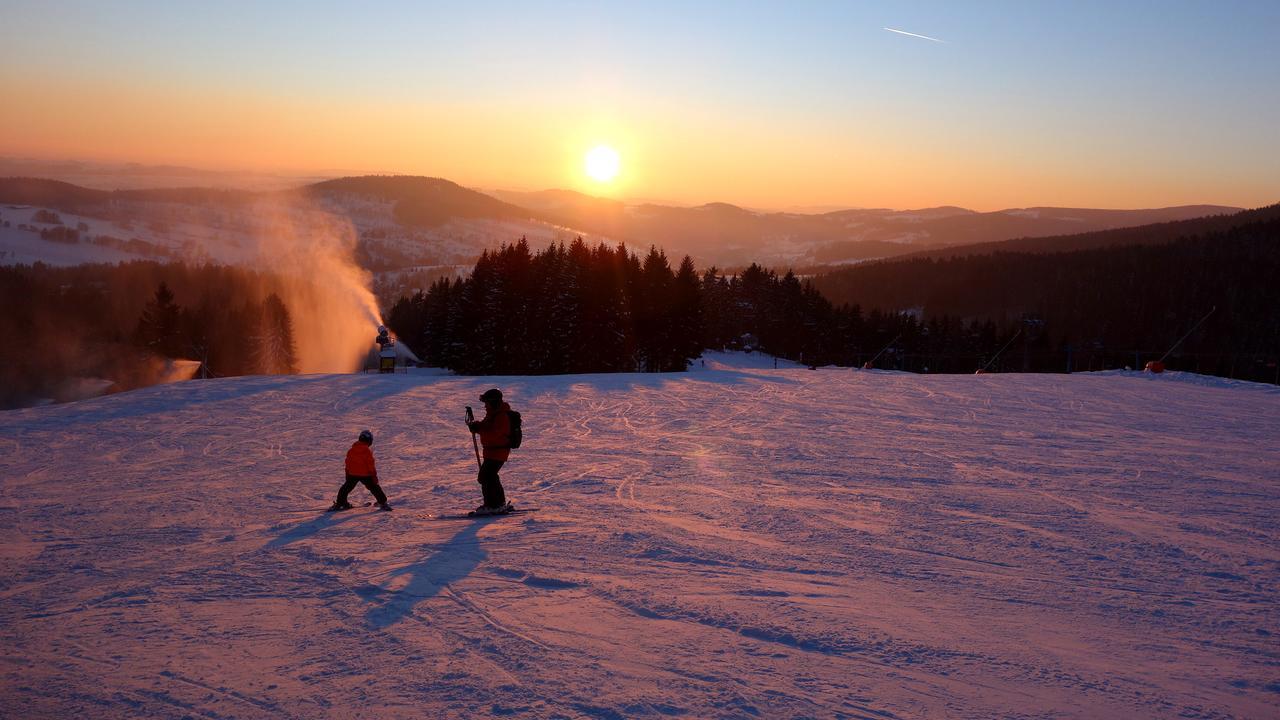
[4,204,1275,410]
[390,212,1278,384]
[0,262,303,409]
[252,293,299,375]
[134,281,183,358]
[388,239,703,374]
[811,213,1280,378]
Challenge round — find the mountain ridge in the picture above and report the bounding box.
[0,175,1249,268]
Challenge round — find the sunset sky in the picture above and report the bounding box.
[2,0,1277,211]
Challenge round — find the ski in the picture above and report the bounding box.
[425,508,539,521]
[326,501,376,513]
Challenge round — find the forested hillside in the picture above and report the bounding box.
[812,209,1280,379]
[390,212,1280,383]
[0,262,298,408]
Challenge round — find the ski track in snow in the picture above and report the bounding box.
[1,356,1278,718]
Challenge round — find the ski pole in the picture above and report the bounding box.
[1158,306,1216,364]
[866,334,902,367]
[465,406,481,469]
[980,328,1023,372]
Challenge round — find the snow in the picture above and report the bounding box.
[695,350,805,371]
[0,199,590,271]
[0,204,256,267]
[0,210,142,266]
[1,359,1278,718]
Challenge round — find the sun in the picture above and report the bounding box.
[584,145,621,183]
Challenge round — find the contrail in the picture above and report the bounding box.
[883,27,947,43]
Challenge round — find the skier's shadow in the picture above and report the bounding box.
[265,512,360,549]
[362,520,487,629]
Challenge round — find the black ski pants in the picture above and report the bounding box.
[337,473,387,505]
[478,458,506,508]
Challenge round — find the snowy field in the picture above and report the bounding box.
[1,355,1278,718]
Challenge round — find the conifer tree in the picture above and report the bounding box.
[672,255,703,368]
[252,293,298,375]
[134,281,184,358]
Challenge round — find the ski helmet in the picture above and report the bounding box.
[479,388,503,403]
[358,429,373,444]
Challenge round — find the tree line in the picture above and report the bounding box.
[385,238,1001,375]
[0,261,298,408]
[389,213,1279,384]
[5,203,1275,410]
[387,239,702,374]
[812,211,1280,380]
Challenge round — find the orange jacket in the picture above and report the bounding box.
[473,402,511,462]
[345,441,377,477]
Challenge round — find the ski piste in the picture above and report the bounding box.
[426,507,539,521]
[279,502,374,514]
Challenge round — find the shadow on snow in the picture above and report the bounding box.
[361,521,487,629]
[263,510,368,549]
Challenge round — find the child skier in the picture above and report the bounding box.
[330,429,391,511]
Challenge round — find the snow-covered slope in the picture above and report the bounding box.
[2,358,1277,718]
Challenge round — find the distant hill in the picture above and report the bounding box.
[0,177,257,209]
[303,175,549,228]
[0,174,1247,269]
[0,176,592,290]
[890,205,1268,261]
[0,175,548,228]
[0,178,112,208]
[0,156,324,191]
[811,202,1280,323]
[489,188,627,224]
[489,187,1240,266]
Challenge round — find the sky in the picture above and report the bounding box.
[1,0,1278,211]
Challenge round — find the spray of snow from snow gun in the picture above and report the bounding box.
[250,199,385,372]
[250,196,425,372]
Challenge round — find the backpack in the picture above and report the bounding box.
[507,410,523,449]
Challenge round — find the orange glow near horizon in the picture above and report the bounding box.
[3,3,1279,213]
[0,64,1275,212]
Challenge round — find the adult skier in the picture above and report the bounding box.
[467,388,514,515]
[329,429,391,511]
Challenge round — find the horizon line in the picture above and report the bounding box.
[0,153,1260,215]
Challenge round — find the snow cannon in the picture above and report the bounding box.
[375,326,397,373]
[1144,360,1166,374]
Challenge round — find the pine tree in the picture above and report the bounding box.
[672,255,704,368]
[134,281,184,358]
[637,247,675,371]
[251,294,298,375]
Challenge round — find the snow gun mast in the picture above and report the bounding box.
[375,325,397,374]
